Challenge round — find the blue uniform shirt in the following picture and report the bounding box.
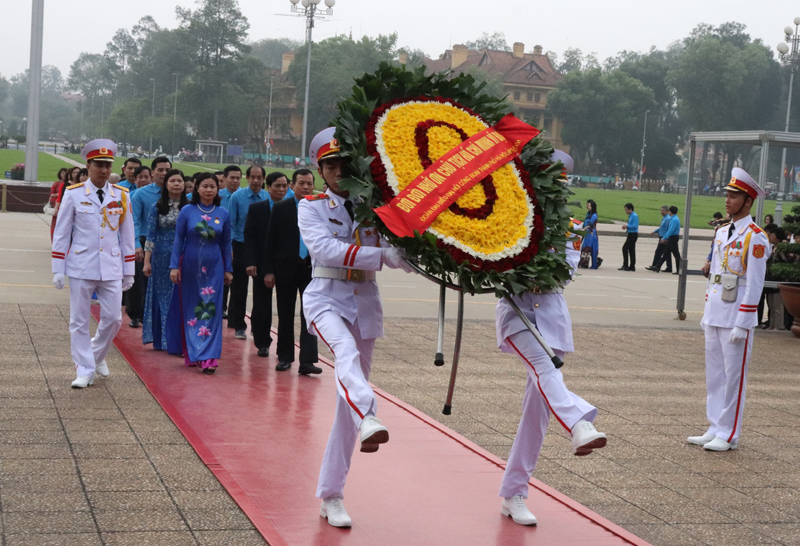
[118,178,137,193]
[228,187,267,242]
[666,214,681,237]
[130,183,162,248]
[219,187,237,211]
[626,211,639,233]
[654,214,670,237]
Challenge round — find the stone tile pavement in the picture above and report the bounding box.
[3,299,800,546]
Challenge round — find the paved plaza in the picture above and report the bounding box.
[1,211,799,545]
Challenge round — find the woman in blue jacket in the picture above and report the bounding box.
[581,200,600,269]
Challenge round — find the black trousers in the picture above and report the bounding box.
[651,241,665,268]
[125,236,148,321]
[250,276,273,350]
[228,241,250,331]
[656,235,681,272]
[275,257,318,364]
[622,232,638,268]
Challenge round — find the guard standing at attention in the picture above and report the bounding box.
[52,139,136,388]
[495,151,606,526]
[298,127,413,528]
[688,168,769,451]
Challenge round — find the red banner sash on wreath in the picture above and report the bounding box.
[374,114,540,237]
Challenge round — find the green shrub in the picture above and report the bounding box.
[769,263,800,283]
[775,243,800,255]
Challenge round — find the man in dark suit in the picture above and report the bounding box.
[243,171,292,357]
[264,169,321,374]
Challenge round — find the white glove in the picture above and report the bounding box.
[122,275,134,291]
[381,247,415,273]
[729,326,749,343]
[53,273,65,290]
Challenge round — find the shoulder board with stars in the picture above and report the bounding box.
[305,193,329,201]
[113,184,129,192]
[67,182,85,190]
[748,223,763,234]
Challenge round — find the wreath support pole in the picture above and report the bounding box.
[434,283,446,366]
[502,295,564,369]
[442,288,464,415]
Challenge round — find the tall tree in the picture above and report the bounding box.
[249,38,301,70]
[465,32,510,52]
[105,29,139,74]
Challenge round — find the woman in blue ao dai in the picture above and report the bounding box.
[581,199,600,269]
[143,170,187,350]
[168,173,233,373]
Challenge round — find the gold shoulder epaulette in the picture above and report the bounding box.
[305,193,330,201]
[113,184,129,192]
[748,223,763,234]
[714,221,730,232]
[67,182,84,190]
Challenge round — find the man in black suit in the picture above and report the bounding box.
[244,171,290,357]
[264,169,321,375]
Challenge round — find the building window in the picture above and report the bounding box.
[526,92,533,102]
[543,116,553,132]
[513,91,520,100]
[534,93,541,103]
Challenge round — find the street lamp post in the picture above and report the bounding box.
[149,78,156,157]
[24,0,44,184]
[172,73,179,158]
[288,0,335,165]
[638,109,649,188]
[266,75,275,164]
[776,17,800,225]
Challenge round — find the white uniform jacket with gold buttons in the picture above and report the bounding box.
[495,233,582,353]
[701,216,770,330]
[51,182,136,281]
[298,190,385,340]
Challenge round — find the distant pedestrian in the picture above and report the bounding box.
[580,200,599,269]
[653,206,681,274]
[118,158,141,193]
[619,203,638,271]
[646,206,670,272]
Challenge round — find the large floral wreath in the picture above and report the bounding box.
[335,63,574,296]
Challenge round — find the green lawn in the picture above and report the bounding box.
[566,187,781,230]
[0,149,76,183]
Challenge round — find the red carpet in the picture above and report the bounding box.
[100,309,649,545]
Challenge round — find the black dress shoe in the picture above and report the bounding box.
[202,367,216,374]
[275,361,292,371]
[618,266,629,271]
[298,363,323,375]
[128,318,141,328]
[257,347,269,357]
[661,269,672,273]
[629,266,635,272]
[223,311,228,319]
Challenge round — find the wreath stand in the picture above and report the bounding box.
[407,262,564,415]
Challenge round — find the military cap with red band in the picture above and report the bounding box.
[81,139,117,163]
[726,167,765,200]
[309,127,343,167]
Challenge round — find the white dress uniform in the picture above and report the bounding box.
[52,141,135,383]
[699,170,769,447]
[299,189,390,500]
[495,228,598,500]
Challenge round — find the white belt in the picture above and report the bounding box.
[711,275,746,286]
[528,287,564,294]
[313,266,376,282]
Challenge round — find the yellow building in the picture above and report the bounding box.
[422,42,566,151]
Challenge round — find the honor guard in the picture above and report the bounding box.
[298,127,414,528]
[52,139,136,388]
[495,151,606,525]
[689,168,769,451]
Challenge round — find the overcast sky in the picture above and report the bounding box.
[1,0,798,79]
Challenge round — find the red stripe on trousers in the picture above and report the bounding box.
[311,322,364,419]
[343,245,354,267]
[727,329,750,443]
[508,338,571,433]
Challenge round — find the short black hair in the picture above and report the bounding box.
[151,156,171,170]
[785,215,794,223]
[669,206,678,215]
[292,168,314,183]
[713,212,723,219]
[624,203,634,211]
[763,223,778,233]
[214,171,224,177]
[246,165,266,178]
[265,171,288,186]
[773,227,786,241]
[223,165,241,177]
[132,166,151,179]
[123,157,142,169]
[190,172,221,206]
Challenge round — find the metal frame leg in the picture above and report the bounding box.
[435,283,445,366]
[442,290,464,415]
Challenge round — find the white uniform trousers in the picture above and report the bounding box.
[69,278,123,378]
[311,311,377,499]
[498,331,596,499]
[704,326,753,443]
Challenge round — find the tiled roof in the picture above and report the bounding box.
[424,48,562,88]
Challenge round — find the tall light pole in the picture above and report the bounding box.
[776,17,800,225]
[149,78,156,156]
[289,0,335,165]
[266,75,275,164]
[172,72,179,158]
[24,0,44,184]
[638,109,649,188]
